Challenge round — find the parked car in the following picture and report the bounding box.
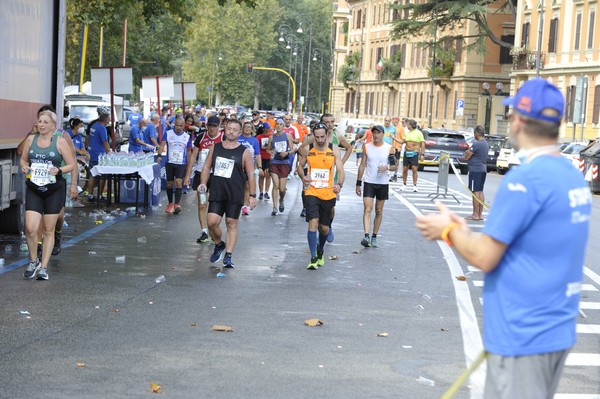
[496,139,513,175]
[345,124,372,146]
[418,129,469,174]
[485,135,507,171]
[337,118,375,137]
[561,141,589,170]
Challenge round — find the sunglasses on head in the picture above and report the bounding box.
[313,123,327,131]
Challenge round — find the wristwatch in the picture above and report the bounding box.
[249,194,257,198]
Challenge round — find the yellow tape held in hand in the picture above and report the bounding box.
[448,162,490,210]
[441,350,488,399]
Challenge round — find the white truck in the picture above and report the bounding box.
[0,0,66,234]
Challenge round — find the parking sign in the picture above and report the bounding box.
[456,99,464,117]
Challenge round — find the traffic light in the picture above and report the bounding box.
[246,63,253,73]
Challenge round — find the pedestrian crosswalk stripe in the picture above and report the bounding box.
[576,324,600,334]
[565,353,600,366]
[470,281,597,292]
[580,302,600,310]
[554,394,600,398]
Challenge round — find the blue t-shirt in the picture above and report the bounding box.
[128,125,144,153]
[238,135,260,162]
[67,129,85,151]
[87,122,108,162]
[482,155,591,356]
[468,139,489,173]
[382,125,396,145]
[128,112,142,127]
[144,124,158,150]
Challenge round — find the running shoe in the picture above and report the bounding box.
[271,207,277,216]
[326,228,334,243]
[173,204,182,214]
[36,267,49,281]
[389,176,397,182]
[241,206,249,215]
[307,257,319,270]
[316,251,325,267]
[81,190,90,197]
[279,201,284,213]
[413,186,418,192]
[223,254,235,268]
[183,186,188,194]
[258,193,264,201]
[370,237,379,248]
[210,242,226,263]
[72,200,85,208]
[264,193,270,200]
[24,259,41,279]
[361,237,371,248]
[400,185,406,192]
[52,231,62,256]
[87,194,95,201]
[165,203,175,214]
[300,208,306,218]
[196,232,209,244]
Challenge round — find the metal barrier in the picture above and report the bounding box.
[428,151,460,203]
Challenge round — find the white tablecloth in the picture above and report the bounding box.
[90,164,157,184]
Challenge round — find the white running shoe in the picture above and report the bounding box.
[401,184,406,192]
[413,186,418,192]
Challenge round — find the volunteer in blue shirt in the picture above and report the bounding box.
[128,119,154,153]
[84,113,111,200]
[127,107,142,127]
[66,118,89,160]
[145,115,160,152]
[416,79,591,398]
[465,125,489,221]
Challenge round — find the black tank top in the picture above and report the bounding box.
[209,142,247,204]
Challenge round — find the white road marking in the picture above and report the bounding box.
[584,266,600,287]
[467,282,597,291]
[580,302,600,310]
[576,324,600,334]
[555,394,600,398]
[565,353,600,366]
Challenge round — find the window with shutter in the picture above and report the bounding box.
[413,91,417,118]
[522,22,530,47]
[410,45,415,67]
[370,93,374,115]
[364,91,370,114]
[588,11,595,49]
[574,13,581,50]
[548,18,557,53]
[499,35,515,64]
[407,92,412,116]
[566,86,575,122]
[401,44,407,68]
[419,92,423,119]
[416,48,421,67]
[592,85,600,124]
[422,47,427,67]
[455,38,463,63]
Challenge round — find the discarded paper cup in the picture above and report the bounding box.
[115,255,126,263]
[155,275,166,284]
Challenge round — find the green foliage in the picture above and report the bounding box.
[390,0,515,55]
[377,51,402,81]
[428,46,455,78]
[338,64,356,86]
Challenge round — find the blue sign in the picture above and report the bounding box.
[456,100,464,109]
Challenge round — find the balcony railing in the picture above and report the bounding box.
[512,49,545,71]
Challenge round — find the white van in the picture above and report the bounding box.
[336,118,375,136]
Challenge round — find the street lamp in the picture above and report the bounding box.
[312,48,325,114]
[296,13,313,113]
[355,8,366,118]
[210,51,222,108]
[482,82,491,135]
[283,33,302,110]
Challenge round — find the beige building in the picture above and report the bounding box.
[510,0,600,140]
[330,0,514,135]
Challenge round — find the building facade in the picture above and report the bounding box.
[330,0,514,135]
[511,0,600,140]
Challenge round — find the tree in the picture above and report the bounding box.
[390,0,515,54]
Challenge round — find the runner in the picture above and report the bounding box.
[255,123,273,201]
[238,122,262,215]
[198,119,257,268]
[355,125,398,248]
[401,119,425,192]
[297,123,345,270]
[267,118,295,216]
[157,117,192,215]
[184,115,223,243]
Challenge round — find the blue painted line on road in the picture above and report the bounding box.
[0,214,133,276]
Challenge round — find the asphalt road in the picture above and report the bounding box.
[1,158,599,399]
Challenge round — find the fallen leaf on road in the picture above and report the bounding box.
[212,325,233,332]
[441,328,449,332]
[455,275,467,281]
[111,309,120,312]
[377,332,389,337]
[76,363,86,368]
[191,322,197,327]
[150,383,162,393]
[329,255,338,260]
[304,318,324,327]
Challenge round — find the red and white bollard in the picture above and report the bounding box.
[593,164,598,180]
[579,158,585,173]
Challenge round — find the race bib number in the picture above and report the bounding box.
[310,168,330,188]
[261,138,269,149]
[170,149,184,164]
[274,141,287,153]
[30,162,51,186]
[214,156,235,178]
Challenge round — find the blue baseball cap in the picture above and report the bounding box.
[262,122,271,129]
[502,78,564,124]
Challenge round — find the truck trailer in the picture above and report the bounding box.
[0,0,66,234]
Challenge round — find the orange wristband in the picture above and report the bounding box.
[441,223,459,246]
